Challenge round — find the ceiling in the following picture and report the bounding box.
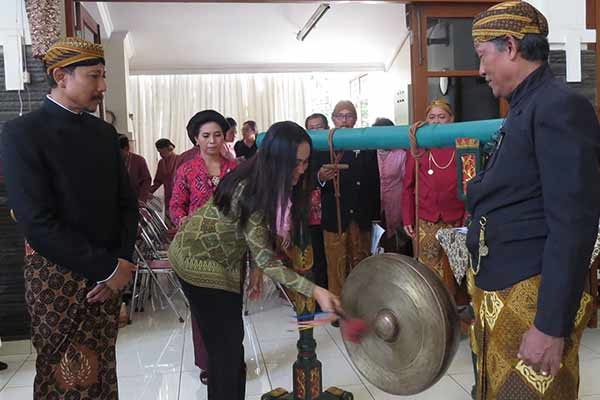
[83,2,408,74]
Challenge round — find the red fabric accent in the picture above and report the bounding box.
[126,153,152,202]
[308,189,322,226]
[401,148,465,226]
[150,153,179,208]
[169,156,237,227]
[147,259,171,270]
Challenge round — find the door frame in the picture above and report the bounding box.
[407,2,504,122]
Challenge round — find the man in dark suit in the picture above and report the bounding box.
[467,2,600,398]
[1,37,138,399]
[316,101,380,321]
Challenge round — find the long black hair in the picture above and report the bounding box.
[214,121,312,237]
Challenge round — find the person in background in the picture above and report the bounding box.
[304,112,330,289]
[234,120,258,160]
[401,99,465,292]
[316,100,380,327]
[222,117,238,161]
[305,113,329,131]
[169,110,238,385]
[372,117,411,255]
[119,134,152,203]
[150,138,179,222]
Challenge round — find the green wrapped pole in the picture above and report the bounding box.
[258,118,503,151]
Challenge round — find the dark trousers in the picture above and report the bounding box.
[180,280,246,400]
[309,225,328,289]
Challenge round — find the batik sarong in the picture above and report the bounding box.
[417,218,462,294]
[323,222,371,297]
[472,274,593,400]
[24,253,121,400]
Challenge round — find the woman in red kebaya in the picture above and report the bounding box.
[402,99,465,290]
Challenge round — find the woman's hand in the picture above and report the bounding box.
[248,268,263,300]
[403,225,415,238]
[313,286,342,314]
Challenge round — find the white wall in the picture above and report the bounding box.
[529,0,595,82]
[104,31,134,138]
[0,0,30,91]
[367,34,411,126]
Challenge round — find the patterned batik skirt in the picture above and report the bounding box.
[323,221,371,297]
[471,274,593,400]
[417,218,462,294]
[24,253,121,400]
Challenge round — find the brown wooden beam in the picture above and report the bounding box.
[65,0,75,36]
[88,0,499,3]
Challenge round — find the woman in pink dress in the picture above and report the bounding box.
[372,118,411,255]
[170,110,237,384]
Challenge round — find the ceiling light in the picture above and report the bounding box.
[296,3,331,42]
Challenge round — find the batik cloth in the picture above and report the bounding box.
[322,221,371,297]
[472,274,593,400]
[25,254,121,400]
[417,218,462,294]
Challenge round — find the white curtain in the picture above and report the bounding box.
[129,73,308,174]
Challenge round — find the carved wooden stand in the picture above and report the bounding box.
[261,229,353,400]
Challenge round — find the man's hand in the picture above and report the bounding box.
[248,268,263,300]
[518,325,565,377]
[403,225,415,238]
[105,258,137,293]
[317,152,344,182]
[87,283,115,304]
[318,166,337,183]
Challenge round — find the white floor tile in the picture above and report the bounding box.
[244,366,272,396]
[118,371,205,400]
[0,355,28,390]
[449,373,475,397]
[5,361,35,388]
[365,376,471,400]
[579,357,600,396]
[116,333,185,377]
[581,328,600,357]
[260,333,341,367]
[0,340,32,357]
[447,339,477,375]
[0,385,32,400]
[335,384,374,400]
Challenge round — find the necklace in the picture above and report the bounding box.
[210,175,221,186]
[427,151,454,175]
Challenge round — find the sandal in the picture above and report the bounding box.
[200,370,209,385]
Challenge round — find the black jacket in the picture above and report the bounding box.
[466,63,600,337]
[316,149,380,233]
[1,98,139,282]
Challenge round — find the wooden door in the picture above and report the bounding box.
[407,2,507,123]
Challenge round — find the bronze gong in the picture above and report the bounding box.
[340,253,460,395]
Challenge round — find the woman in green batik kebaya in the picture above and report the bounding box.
[168,120,341,400]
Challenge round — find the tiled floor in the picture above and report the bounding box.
[1,299,600,400]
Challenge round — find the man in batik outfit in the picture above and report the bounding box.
[466,2,600,399]
[1,37,139,399]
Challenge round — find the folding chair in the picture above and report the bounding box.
[129,220,188,323]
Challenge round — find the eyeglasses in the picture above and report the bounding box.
[333,113,356,121]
